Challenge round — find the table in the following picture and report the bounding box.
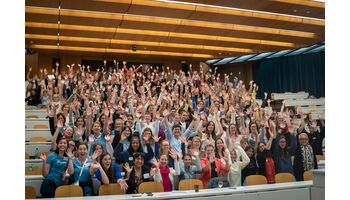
[30,181,313,200]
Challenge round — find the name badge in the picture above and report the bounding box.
[129,157,133,161]
[143,173,150,179]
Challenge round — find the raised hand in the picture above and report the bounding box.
[152,159,160,169]
[91,150,102,162]
[118,179,129,191]
[162,109,170,117]
[90,161,101,170]
[56,120,63,129]
[39,152,47,162]
[124,162,133,174]
[66,149,74,159]
[152,135,161,143]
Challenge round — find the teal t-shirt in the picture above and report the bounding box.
[45,153,68,186]
[72,158,92,183]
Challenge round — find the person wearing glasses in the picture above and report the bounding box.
[293,132,318,181]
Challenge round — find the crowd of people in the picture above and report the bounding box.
[25,61,325,197]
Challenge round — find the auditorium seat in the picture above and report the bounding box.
[138,182,164,193]
[246,175,268,186]
[25,185,36,199]
[55,185,83,197]
[275,173,295,183]
[303,171,313,181]
[98,183,125,195]
[179,179,203,190]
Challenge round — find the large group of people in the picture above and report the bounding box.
[25,62,325,198]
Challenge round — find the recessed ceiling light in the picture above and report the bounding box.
[144,47,147,50]
[30,41,34,44]
[218,52,222,55]
[306,11,311,14]
[293,10,297,13]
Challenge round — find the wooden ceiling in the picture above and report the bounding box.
[25,0,325,61]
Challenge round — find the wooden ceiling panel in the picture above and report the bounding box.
[127,5,195,19]
[188,11,323,32]
[119,21,179,32]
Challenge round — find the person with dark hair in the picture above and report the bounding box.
[179,153,202,180]
[39,138,74,198]
[124,152,155,194]
[241,146,258,185]
[68,143,94,196]
[91,152,129,190]
[272,131,297,174]
[200,144,228,188]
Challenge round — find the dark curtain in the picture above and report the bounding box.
[252,51,325,99]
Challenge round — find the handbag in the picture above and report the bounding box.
[265,157,276,184]
[71,159,87,186]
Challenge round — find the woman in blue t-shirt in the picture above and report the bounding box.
[68,143,93,196]
[90,152,129,191]
[40,138,74,198]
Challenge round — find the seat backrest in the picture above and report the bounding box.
[29,136,48,142]
[179,179,204,190]
[316,155,325,162]
[303,171,313,181]
[33,124,49,129]
[26,115,39,119]
[25,185,36,199]
[246,175,268,186]
[55,185,83,197]
[98,183,125,195]
[138,182,164,193]
[25,166,41,175]
[275,173,295,183]
[25,152,30,159]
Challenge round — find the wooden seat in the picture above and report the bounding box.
[179,179,203,190]
[55,185,83,197]
[25,166,41,175]
[33,124,49,129]
[29,137,48,142]
[25,152,30,159]
[245,175,268,186]
[316,155,325,163]
[25,185,36,199]
[303,171,313,181]
[26,115,39,119]
[98,183,125,195]
[275,173,295,183]
[138,182,164,193]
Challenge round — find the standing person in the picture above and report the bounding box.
[153,153,180,192]
[68,143,94,196]
[272,133,297,174]
[124,152,155,194]
[90,152,129,190]
[200,144,228,188]
[226,144,250,187]
[40,138,74,198]
[293,133,318,181]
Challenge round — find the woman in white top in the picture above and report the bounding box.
[226,144,250,187]
[153,153,180,192]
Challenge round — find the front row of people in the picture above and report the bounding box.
[39,132,317,198]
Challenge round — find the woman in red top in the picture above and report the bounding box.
[200,144,228,188]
